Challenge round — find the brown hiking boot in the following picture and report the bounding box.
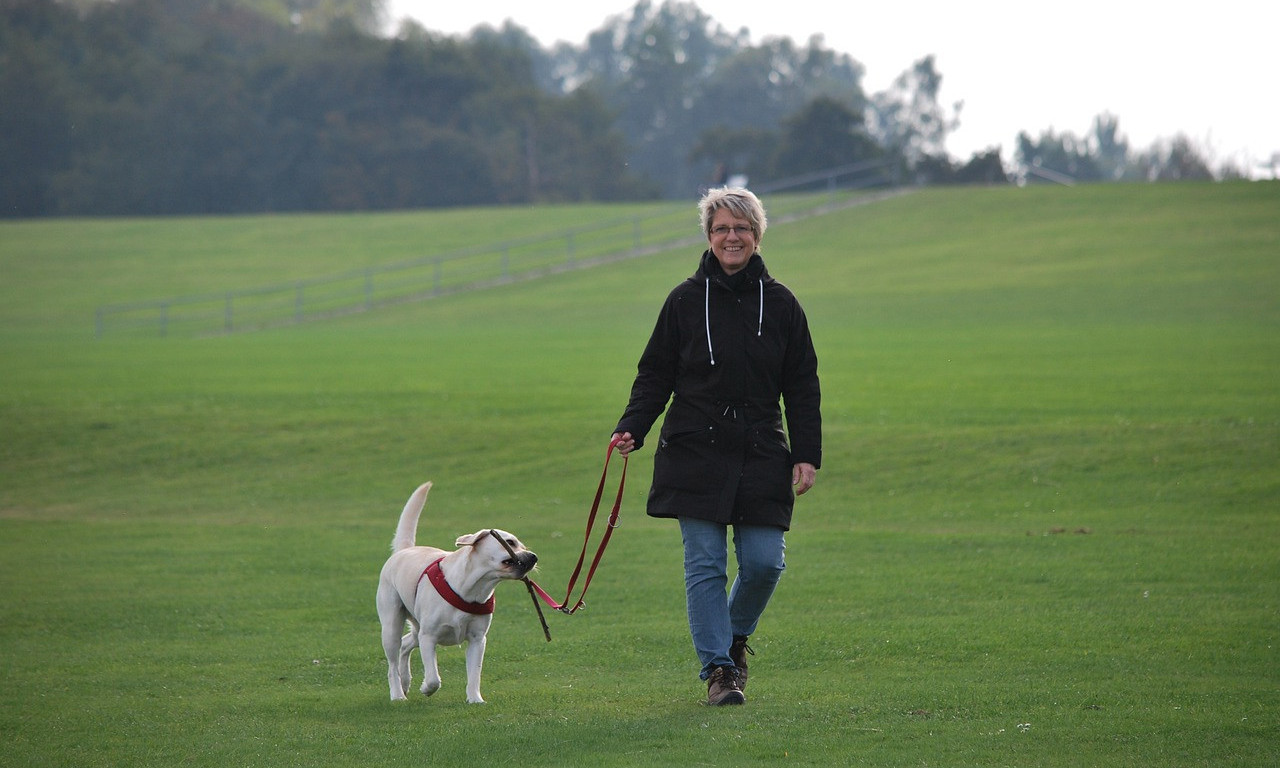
[706,665,745,706]
[730,636,754,690]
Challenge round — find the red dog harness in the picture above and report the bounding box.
[419,557,495,615]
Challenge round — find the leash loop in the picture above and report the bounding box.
[537,436,628,615]
[492,437,628,641]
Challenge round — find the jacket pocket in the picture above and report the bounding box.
[654,426,716,494]
[744,426,794,504]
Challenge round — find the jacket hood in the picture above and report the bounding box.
[694,250,772,366]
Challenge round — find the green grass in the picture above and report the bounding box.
[1,183,1277,767]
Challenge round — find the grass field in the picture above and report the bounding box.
[1,182,1277,767]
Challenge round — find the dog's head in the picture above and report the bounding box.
[456,529,538,579]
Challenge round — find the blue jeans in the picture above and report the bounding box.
[679,517,786,680]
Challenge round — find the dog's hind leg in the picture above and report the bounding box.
[381,620,412,700]
[396,628,417,697]
[378,586,413,700]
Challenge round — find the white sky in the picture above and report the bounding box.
[385,0,1278,174]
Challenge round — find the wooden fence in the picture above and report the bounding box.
[95,164,898,337]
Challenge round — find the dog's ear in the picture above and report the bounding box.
[455,531,484,547]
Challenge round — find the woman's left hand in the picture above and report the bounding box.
[792,462,817,496]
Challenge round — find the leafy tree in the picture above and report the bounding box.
[770,96,879,180]
[1015,127,1103,183]
[3,0,890,216]
[569,1,867,196]
[0,0,78,215]
[953,150,1008,185]
[1132,135,1215,181]
[1011,113,1220,184]
[2,0,649,215]
[1090,113,1130,181]
[868,55,959,168]
[688,125,778,188]
[6,0,1244,218]
[234,0,386,33]
[574,0,735,196]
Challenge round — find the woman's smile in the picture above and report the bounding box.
[708,210,757,275]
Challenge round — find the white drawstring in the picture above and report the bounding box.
[705,276,764,364]
[705,278,715,366]
[757,279,763,337]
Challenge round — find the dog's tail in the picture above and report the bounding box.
[391,481,432,553]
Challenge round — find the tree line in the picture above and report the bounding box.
[0,0,1233,218]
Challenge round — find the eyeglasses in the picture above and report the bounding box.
[710,225,753,237]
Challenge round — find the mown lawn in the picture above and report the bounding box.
[1,182,1276,767]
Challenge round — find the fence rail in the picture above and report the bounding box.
[95,165,898,338]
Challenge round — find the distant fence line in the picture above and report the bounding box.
[96,207,696,338]
[95,162,898,338]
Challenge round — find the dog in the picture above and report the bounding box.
[376,482,538,703]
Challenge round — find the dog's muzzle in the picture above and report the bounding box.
[487,529,538,578]
[506,551,538,577]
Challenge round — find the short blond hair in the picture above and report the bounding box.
[698,186,767,242]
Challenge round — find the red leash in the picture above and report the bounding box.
[529,436,628,616]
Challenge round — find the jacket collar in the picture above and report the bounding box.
[698,250,768,288]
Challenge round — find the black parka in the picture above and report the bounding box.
[614,250,822,530]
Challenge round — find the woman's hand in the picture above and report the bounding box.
[792,462,817,495]
[611,432,636,456]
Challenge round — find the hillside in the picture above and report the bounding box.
[1,182,1277,767]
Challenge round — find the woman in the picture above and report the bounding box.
[611,186,822,706]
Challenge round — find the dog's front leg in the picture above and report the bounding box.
[418,634,442,697]
[463,632,487,704]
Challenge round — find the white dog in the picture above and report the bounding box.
[376,482,538,703]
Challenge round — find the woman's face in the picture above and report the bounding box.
[707,208,758,276]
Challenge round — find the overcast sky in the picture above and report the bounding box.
[385,0,1278,175]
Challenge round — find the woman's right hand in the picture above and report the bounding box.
[611,432,636,456]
